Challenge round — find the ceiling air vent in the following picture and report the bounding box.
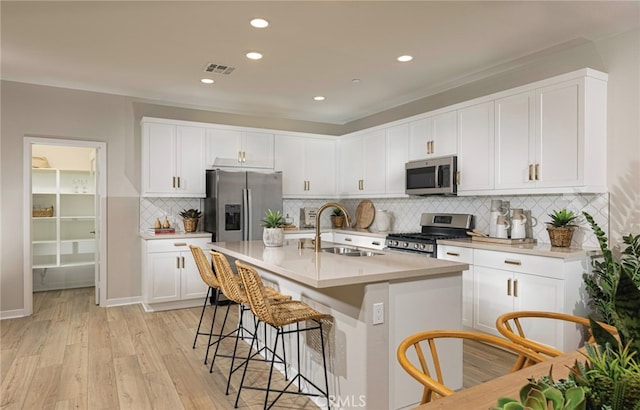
[204,63,235,75]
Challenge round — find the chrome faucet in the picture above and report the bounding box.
[315,202,351,252]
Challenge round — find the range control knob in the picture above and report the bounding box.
[402,242,409,248]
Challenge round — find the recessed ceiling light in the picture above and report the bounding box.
[314,96,325,101]
[201,78,214,84]
[397,55,413,62]
[352,78,361,84]
[246,52,263,60]
[250,18,269,28]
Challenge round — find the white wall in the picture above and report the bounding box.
[2,28,638,316]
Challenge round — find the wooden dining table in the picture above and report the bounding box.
[414,349,587,409]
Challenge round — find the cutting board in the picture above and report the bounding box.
[353,200,375,229]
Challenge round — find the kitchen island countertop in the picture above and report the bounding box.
[208,239,467,288]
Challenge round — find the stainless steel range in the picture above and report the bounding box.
[385,213,474,257]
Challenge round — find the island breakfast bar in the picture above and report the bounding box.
[208,239,468,410]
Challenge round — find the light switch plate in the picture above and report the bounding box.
[373,302,384,325]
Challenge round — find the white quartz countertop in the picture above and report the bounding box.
[208,239,468,288]
[139,232,210,240]
[438,238,600,260]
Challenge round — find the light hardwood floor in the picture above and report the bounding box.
[1,288,515,409]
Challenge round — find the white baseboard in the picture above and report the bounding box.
[0,309,27,320]
[141,298,203,312]
[103,296,142,307]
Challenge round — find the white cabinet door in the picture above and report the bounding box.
[457,101,495,193]
[385,124,409,195]
[181,251,208,299]
[338,135,364,195]
[143,122,177,194]
[276,135,336,197]
[362,129,386,195]
[142,122,205,197]
[432,111,458,157]
[206,128,242,167]
[495,91,536,190]
[408,117,432,160]
[206,128,274,169]
[275,135,306,196]
[535,79,582,188]
[305,138,336,196]
[473,265,513,336]
[512,272,564,349]
[242,131,274,169]
[146,251,181,303]
[176,126,206,196]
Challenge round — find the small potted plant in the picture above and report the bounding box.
[262,209,285,247]
[546,208,578,247]
[331,207,345,229]
[179,208,202,233]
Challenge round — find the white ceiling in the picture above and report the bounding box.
[2,1,638,125]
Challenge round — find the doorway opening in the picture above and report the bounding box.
[23,137,107,314]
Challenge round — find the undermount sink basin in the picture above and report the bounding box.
[321,247,383,257]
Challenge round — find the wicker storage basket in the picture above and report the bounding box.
[546,226,574,247]
[33,206,54,217]
[183,218,199,233]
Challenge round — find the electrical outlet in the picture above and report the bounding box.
[373,302,384,325]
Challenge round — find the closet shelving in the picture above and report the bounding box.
[32,168,96,268]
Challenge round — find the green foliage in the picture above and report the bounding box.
[582,212,640,329]
[491,368,586,410]
[331,207,344,216]
[261,209,284,228]
[178,208,201,219]
[548,209,578,227]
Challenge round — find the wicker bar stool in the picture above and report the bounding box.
[209,251,291,395]
[235,260,332,410]
[189,245,234,365]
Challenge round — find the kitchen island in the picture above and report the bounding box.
[209,239,468,410]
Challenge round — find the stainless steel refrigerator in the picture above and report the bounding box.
[204,169,283,242]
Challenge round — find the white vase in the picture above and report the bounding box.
[263,227,285,247]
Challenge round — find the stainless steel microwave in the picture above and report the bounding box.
[405,155,457,195]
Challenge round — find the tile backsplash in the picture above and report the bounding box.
[141,193,609,248]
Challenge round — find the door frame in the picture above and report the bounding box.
[23,137,107,314]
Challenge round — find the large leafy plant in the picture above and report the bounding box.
[582,212,640,327]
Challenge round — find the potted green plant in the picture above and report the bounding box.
[179,208,202,233]
[262,209,285,247]
[546,208,578,247]
[331,207,345,229]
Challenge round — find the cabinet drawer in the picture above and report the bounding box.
[474,249,563,279]
[145,237,209,253]
[333,233,385,250]
[437,245,473,264]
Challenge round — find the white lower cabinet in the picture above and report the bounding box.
[332,232,386,250]
[437,245,474,328]
[141,236,210,310]
[440,245,589,353]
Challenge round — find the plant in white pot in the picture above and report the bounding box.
[262,209,285,247]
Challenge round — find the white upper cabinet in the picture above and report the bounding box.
[385,123,409,195]
[339,129,386,196]
[457,101,495,193]
[495,91,536,190]
[489,71,607,194]
[408,110,457,160]
[206,128,274,169]
[275,134,336,198]
[142,120,206,197]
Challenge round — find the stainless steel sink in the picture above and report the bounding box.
[321,247,383,257]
